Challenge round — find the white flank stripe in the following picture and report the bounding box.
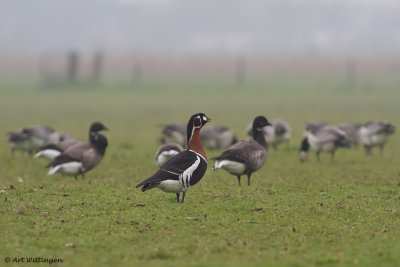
[163,169,180,176]
[179,156,200,189]
[48,162,83,176]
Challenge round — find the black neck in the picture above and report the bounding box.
[253,130,267,148]
[90,134,107,156]
[95,145,107,156]
[300,137,310,152]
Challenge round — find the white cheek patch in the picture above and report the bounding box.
[203,116,207,121]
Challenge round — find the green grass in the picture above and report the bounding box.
[0,78,399,266]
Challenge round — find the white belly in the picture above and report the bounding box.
[48,162,83,176]
[307,133,335,152]
[371,133,389,146]
[359,127,370,145]
[158,180,184,193]
[214,160,246,176]
[359,127,390,147]
[307,134,321,151]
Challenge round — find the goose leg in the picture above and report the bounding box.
[237,176,241,186]
[180,191,186,203]
[74,175,78,180]
[247,173,252,186]
[330,151,335,161]
[176,193,180,203]
[316,151,321,162]
[379,144,384,155]
[81,172,85,180]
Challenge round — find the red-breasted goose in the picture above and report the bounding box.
[46,132,108,179]
[299,125,350,162]
[212,116,271,186]
[35,122,108,160]
[359,120,395,155]
[155,143,184,167]
[137,113,211,203]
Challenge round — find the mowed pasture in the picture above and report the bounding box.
[0,79,399,266]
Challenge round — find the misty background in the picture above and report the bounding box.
[1,0,400,86]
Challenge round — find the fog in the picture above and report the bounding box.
[2,0,400,56]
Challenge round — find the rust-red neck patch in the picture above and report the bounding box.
[187,128,207,160]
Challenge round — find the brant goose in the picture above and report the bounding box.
[213,116,271,186]
[299,125,350,161]
[160,123,187,146]
[8,126,68,155]
[338,123,361,147]
[200,125,237,150]
[35,122,108,160]
[47,132,108,179]
[359,120,395,155]
[155,143,184,167]
[247,119,291,150]
[304,121,328,136]
[137,113,211,203]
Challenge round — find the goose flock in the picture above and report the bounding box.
[9,122,109,180]
[7,115,395,203]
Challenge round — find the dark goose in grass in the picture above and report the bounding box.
[200,125,237,150]
[8,126,68,155]
[35,122,108,161]
[304,120,328,136]
[47,132,108,179]
[213,116,271,186]
[299,125,349,162]
[359,120,395,155]
[137,113,211,203]
[155,143,184,167]
[247,119,290,150]
[160,123,187,146]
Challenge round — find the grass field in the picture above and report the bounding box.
[0,78,399,266]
